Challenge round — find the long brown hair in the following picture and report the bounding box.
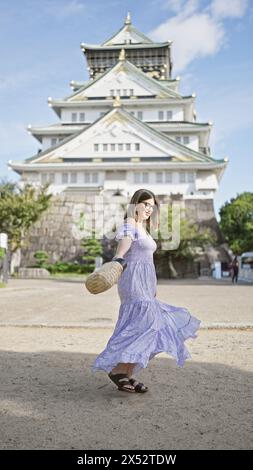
[124,188,160,234]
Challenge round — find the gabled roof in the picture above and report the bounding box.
[22,105,218,165]
[60,54,181,102]
[102,12,154,46]
[70,77,180,93]
[81,13,171,50]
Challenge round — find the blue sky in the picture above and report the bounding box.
[1,0,252,218]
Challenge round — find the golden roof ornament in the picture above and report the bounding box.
[113,95,121,108]
[119,48,126,61]
[125,12,131,25]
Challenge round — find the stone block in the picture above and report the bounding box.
[18,268,50,278]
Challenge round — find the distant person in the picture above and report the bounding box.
[231,256,239,284]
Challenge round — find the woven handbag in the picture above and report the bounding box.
[84,257,127,294]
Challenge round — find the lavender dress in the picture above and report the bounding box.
[91,223,201,375]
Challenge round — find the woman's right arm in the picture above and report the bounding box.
[112,236,133,260]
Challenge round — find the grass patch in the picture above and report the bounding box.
[49,272,88,279]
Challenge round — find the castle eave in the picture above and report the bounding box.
[81,42,171,51]
[9,160,227,172]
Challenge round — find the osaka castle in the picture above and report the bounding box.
[8,13,229,274]
[9,12,227,201]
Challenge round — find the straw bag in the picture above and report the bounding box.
[84,257,127,294]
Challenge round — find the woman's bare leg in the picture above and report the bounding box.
[127,363,136,378]
[110,362,130,375]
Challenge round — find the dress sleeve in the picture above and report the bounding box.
[115,223,137,241]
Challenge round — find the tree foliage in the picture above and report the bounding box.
[156,206,214,277]
[219,192,253,254]
[81,229,103,269]
[0,179,52,252]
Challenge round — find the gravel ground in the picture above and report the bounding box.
[0,278,252,450]
[0,326,252,450]
[0,278,252,327]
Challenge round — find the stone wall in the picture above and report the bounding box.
[184,199,225,243]
[20,192,226,278]
[20,191,126,267]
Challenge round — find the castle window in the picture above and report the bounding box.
[126,143,131,151]
[84,172,90,183]
[41,173,47,184]
[175,136,181,143]
[71,113,77,123]
[142,172,149,183]
[40,173,54,184]
[183,136,190,145]
[103,144,108,151]
[156,172,163,183]
[158,111,164,120]
[110,89,114,96]
[92,173,98,183]
[130,89,134,96]
[94,144,99,152]
[165,171,172,183]
[179,172,186,183]
[187,172,195,183]
[110,143,116,151]
[25,171,39,181]
[134,172,149,183]
[51,138,57,146]
[135,143,140,151]
[118,143,123,151]
[137,111,143,120]
[80,112,85,122]
[70,172,77,184]
[167,110,173,120]
[134,172,141,183]
[62,173,68,184]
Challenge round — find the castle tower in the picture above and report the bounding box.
[8,14,228,272]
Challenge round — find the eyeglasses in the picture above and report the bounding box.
[142,202,154,210]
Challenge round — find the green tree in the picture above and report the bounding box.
[0,179,52,254]
[157,206,213,278]
[33,250,49,268]
[219,192,253,253]
[81,229,103,270]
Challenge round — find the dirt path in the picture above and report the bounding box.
[0,326,252,450]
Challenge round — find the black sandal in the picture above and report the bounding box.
[108,373,136,393]
[129,378,149,393]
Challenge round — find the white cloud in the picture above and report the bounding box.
[149,0,248,72]
[150,11,224,72]
[165,0,200,16]
[162,0,185,13]
[211,0,248,19]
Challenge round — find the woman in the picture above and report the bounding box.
[91,189,201,393]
